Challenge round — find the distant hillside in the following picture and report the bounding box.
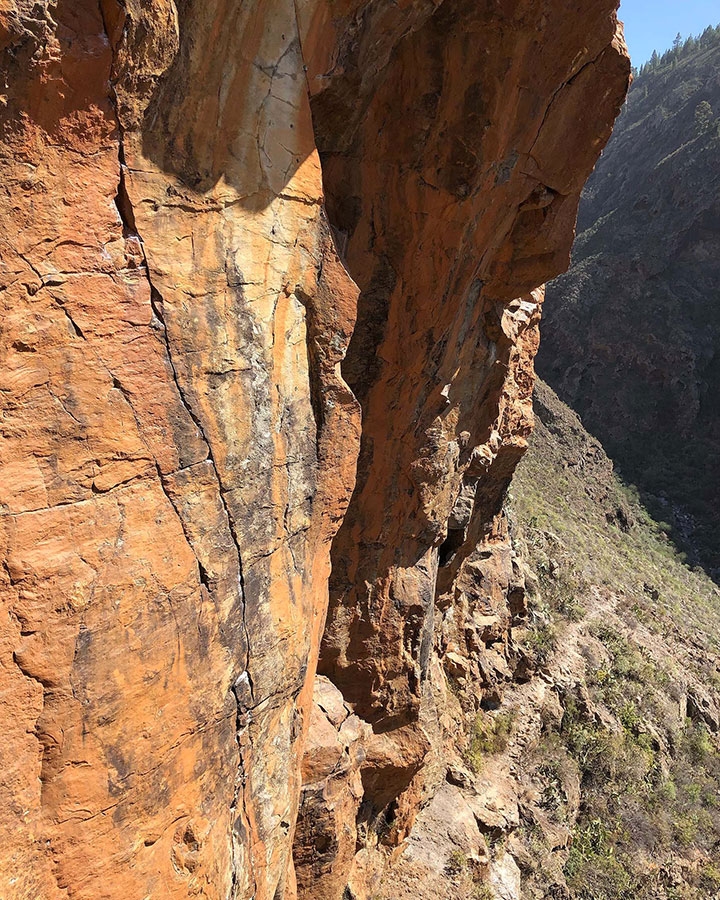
[538,28,720,577]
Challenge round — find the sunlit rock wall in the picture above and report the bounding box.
[0,2,628,898]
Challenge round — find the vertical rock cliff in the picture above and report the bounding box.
[0,2,628,898]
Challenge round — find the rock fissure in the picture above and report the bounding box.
[103,24,257,892]
[114,131,252,671]
[128,186,256,900]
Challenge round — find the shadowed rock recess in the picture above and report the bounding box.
[0,2,628,899]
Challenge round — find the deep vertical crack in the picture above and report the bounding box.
[99,5,255,895]
[133,202,256,900]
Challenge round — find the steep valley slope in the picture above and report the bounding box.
[394,32,720,900]
[505,381,720,900]
[358,378,720,900]
[539,28,720,578]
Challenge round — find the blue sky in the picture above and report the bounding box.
[618,0,720,65]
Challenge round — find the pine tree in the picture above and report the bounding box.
[700,26,714,48]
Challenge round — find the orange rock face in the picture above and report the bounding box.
[299,1,629,895]
[0,1,628,899]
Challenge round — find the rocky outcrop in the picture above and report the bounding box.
[301,2,629,894]
[1,4,359,897]
[0,2,628,898]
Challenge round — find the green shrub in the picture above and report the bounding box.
[445,849,468,875]
[619,701,642,733]
[465,711,515,771]
[472,885,495,900]
[526,623,557,664]
[565,820,636,900]
[674,812,699,846]
[682,722,716,765]
[699,863,720,893]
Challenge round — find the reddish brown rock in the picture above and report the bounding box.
[301,1,629,895]
[293,677,370,900]
[0,1,628,898]
[0,3,359,898]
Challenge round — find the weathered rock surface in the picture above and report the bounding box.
[303,1,629,894]
[0,1,628,898]
[1,3,359,897]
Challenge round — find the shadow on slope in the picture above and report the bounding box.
[538,32,720,582]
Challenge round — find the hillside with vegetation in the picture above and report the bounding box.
[500,381,720,900]
[634,26,720,79]
[538,26,720,578]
